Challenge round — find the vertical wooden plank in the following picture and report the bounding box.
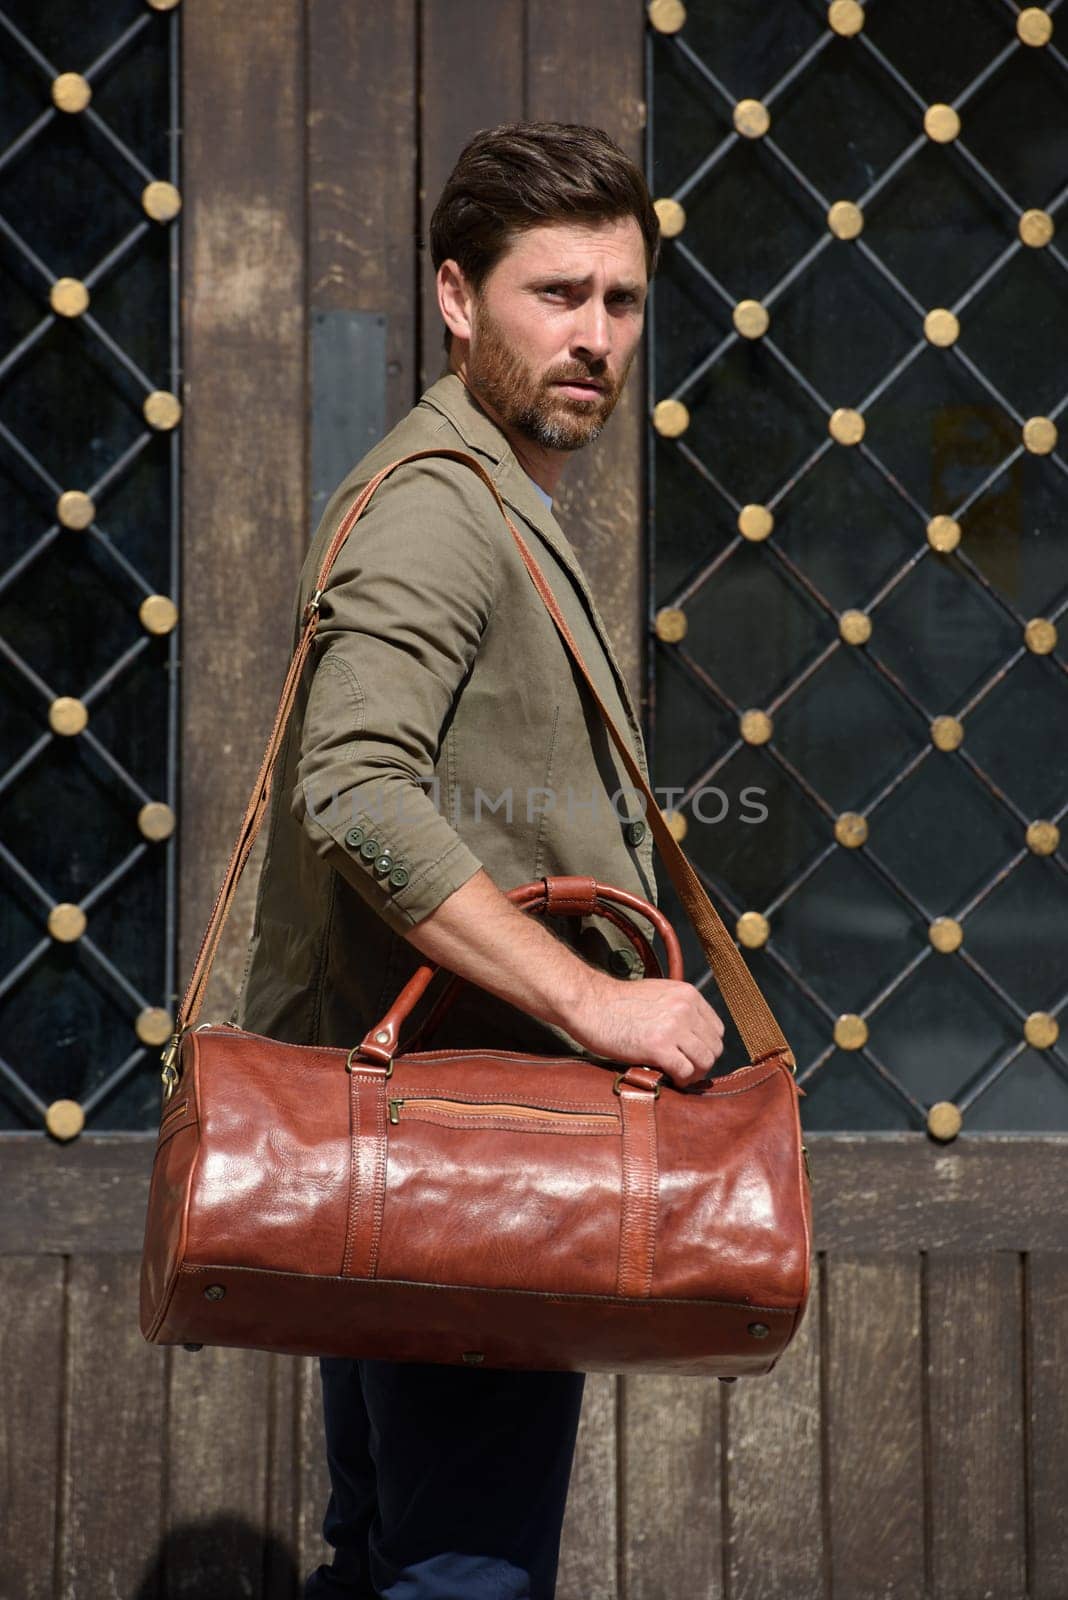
[927,1253,1026,1600]
[308,0,418,428]
[726,1253,825,1599]
[296,1354,333,1586]
[824,1256,925,1598]
[180,0,306,1010]
[418,0,526,389]
[558,1372,619,1600]
[164,1347,273,1599]
[525,0,649,706]
[57,1256,165,1600]
[264,1354,300,1600]
[0,1257,64,1600]
[1027,1253,1068,1599]
[620,1374,723,1599]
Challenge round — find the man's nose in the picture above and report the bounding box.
[571,300,612,362]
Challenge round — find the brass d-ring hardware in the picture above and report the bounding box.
[346,1044,393,1078]
[612,1072,660,1098]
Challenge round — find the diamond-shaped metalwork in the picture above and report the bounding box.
[0,1,179,1132]
[647,0,1068,1131]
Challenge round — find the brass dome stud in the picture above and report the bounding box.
[829,407,865,445]
[924,104,961,143]
[835,812,868,848]
[927,1101,962,1140]
[827,200,863,239]
[738,503,774,541]
[652,399,690,438]
[647,0,686,32]
[733,99,770,139]
[927,515,961,552]
[834,1013,868,1050]
[929,917,963,953]
[930,715,964,752]
[653,198,686,237]
[52,73,91,113]
[739,709,773,745]
[736,911,770,949]
[57,490,95,530]
[1017,8,1053,46]
[46,1100,85,1140]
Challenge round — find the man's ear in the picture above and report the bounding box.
[437,260,474,345]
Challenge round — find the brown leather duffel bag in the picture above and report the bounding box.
[139,451,812,1378]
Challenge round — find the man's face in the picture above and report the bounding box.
[460,217,648,452]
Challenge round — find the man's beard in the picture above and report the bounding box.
[466,301,633,452]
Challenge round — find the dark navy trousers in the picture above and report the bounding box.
[302,1355,587,1600]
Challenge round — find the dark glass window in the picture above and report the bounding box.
[647,0,1068,1132]
[0,1,179,1131]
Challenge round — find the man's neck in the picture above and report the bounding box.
[449,360,567,500]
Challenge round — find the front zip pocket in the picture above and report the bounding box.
[387,1096,618,1130]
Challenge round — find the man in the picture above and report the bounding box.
[232,121,724,1600]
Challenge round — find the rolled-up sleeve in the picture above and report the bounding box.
[290,454,498,934]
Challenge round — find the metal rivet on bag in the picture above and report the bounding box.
[461,1352,485,1365]
[204,1284,226,1301]
[747,1321,770,1339]
[375,1030,389,1044]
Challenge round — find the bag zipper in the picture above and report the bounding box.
[388,1096,617,1127]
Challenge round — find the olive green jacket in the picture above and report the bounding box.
[230,372,658,1054]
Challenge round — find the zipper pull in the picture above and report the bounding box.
[388,1098,404,1125]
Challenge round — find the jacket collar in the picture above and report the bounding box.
[419,372,644,734]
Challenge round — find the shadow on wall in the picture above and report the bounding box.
[133,1518,300,1599]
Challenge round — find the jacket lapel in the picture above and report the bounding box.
[420,374,647,743]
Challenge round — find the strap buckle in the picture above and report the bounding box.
[301,587,324,628]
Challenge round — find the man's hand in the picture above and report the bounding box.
[404,868,727,1088]
[564,975,726,1087]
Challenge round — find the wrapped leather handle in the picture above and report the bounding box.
[354,875,682,1065]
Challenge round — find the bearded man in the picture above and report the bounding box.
[232,120,725,1600]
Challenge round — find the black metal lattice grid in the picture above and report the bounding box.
[0,3,179,1130]
[645,0,1068,1126]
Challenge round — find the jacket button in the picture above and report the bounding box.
[359,838,380,861]
[623,819,646,847]
[345,826,364,848]
[388,866,410,888]
[374,853,394,876]
[610,946,642,978]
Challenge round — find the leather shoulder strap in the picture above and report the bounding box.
[166,449,793,1072]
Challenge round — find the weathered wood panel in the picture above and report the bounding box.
[57,1256,165,1600]
[418,0,525,392]
[824,1255,925,1599]
[927,1253,1026,1600]
[295,1354,333,1590]
[0,1256,64,1600]
[180,0,307,1014]
[163,1344,274,1599]
[619,1372,723,1600]
[308,0,418,428]
[525,0,648,705]
[727,1253,824,1600]
[558,1373,619,1600]
[1029,1252,1068,1599]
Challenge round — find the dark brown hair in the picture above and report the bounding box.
[430,121,660,349]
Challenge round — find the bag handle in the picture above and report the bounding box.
[349,876,683,1066]
[160,448,793,1096]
